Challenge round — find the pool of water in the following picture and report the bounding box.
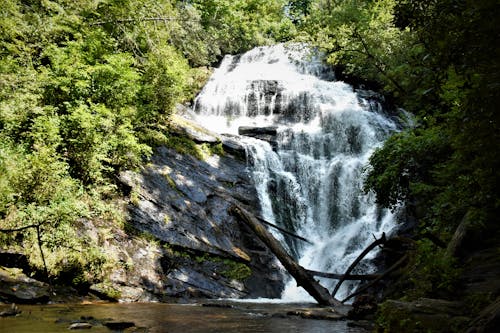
[0,302,369,333]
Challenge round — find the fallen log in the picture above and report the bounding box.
[229,204,341,306]
[331,233,387,298]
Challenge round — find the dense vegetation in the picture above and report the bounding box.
[0,0,294,286]
[296,0,500,307]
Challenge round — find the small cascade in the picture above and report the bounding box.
[193,43,401,301]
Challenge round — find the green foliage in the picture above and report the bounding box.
[302,0,411,95]
[407,240,461,299]
[193,253,252,281]
[138,46,189,120]
[219,259,252,281]
[0,0,290,287]
[190,0,296,56]
[365,127,456,229]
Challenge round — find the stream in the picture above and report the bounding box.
[0,302,369,333]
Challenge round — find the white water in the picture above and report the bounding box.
[194,43,400,301]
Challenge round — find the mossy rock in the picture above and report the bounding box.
[89,282,122,301]
[376,298,470,332]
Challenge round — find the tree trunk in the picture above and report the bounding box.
[229,204,341,306]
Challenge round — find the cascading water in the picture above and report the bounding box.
[193,43,401,301]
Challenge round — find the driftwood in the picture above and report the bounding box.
[230,204,341,306]
[331,233,387,298]
[341,254,408,303]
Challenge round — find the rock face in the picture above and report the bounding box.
[110,115,284,301]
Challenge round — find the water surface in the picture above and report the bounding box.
[1,302,369,333]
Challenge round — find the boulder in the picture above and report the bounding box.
[0,267,50,304]
[238,126,278,136]
[0,303,21,317]
[238,126,279,150]
[68,323,92,330]
[103,321,136,330]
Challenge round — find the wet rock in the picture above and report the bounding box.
[347,320,375,331]
[348,294,378,319]
[170,114,220,144]
[202,303,234,308]
[0,303,21,317]
[0,266,50,304]
[220,135,246,158]
[286,308,345,321]
[238,126,278,136]
[168,267,246,299]
[238,126,278,149]
[104,321,136,330]
[69,323,92,330]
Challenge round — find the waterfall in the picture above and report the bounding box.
[193,43,401,301]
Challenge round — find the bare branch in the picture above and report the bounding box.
[341,254,408,303]
[89,17,196,26]
[332,232,387,297]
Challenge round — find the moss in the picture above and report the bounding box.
[219,259,252,281]
[130,189,140,206]
[163,173,177,189]
[222,181,235,188]
[194,254,252,281]
[92,281,122,301]
[406,240,462,299]
[163,243,192,259]
[212,142,225,156]
[375,299,469,333]
[464,292,495,317]
[163,244,252,282]
[165,131,224,161]
[166,136,204,159]
[171,114,215,138]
